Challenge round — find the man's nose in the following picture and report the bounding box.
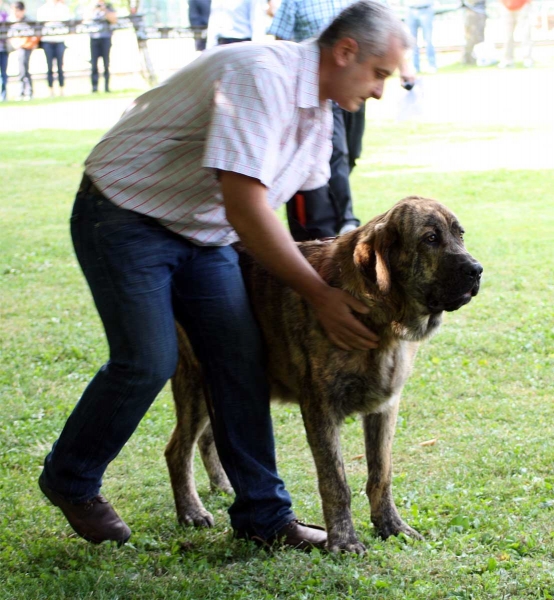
[371,82,384,100]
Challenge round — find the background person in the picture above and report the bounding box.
[87,0,117,93]
[38,0,406,549]
[10,1,39,100]
[498,0,533,68]
[37,0,71,97]
[188,0,211,51]
[406,0,437,73]
[206,0,267,48]
[0,2,9,101]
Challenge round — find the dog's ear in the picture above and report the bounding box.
[354,221,396,295]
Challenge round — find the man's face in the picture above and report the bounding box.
[330,36,404,112]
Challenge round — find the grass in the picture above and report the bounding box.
[1,107,553,599]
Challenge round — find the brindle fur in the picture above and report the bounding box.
[166,196,482,553]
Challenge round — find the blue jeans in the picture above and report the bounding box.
[0,50,8,96]
[91,37,112,91]
[42,179,295,539]
[42,41,65,88]
[407,5,437,72]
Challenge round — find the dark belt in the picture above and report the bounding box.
[78,173,104,197]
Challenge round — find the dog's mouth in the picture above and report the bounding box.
[427,278,481,314]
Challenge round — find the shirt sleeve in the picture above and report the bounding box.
[202,64,291,189]
[267,0,296,40]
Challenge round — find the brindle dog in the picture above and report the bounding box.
[166,196,483,553]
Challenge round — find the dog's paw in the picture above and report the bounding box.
[178,507,215,528]
[327,536,367,554]
[373,514,423,541]
[209,478,234,496]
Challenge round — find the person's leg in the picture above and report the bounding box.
[501,6,517,65]
[101,37,112,91]
[407,8,421,72]
[42,185,188,503]
[17,48,26,97]
[344,101,366,174]
[0,51,8,100]
[519,3,533,64]
[329,102,359,233]
[286,187,338,241]
[171,246,295,539]
[55,42,66,90]
[420,6,437,70]
[42,42,55,89]
[91,38,100,91]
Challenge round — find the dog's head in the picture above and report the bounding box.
[353,196,482,316]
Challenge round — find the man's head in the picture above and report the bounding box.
[318,0,410,111]
[12,0,25,16]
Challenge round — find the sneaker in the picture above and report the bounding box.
[523,58,534,68]
[338,223,358,235]
[498,60,514,69]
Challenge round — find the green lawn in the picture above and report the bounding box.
[0,115,553,599]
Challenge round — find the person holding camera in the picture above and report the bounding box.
[87,0,117,93]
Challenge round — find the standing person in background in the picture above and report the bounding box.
[188,0,211,52]
[10,1,39,100]
[87,0,117,93]
[498,0,533,68]
[462,0,486,65]
[206,0,268,48]
[0,2,9,101]
[37,0,71,97]
[406,0,437,73]
[268,0,414,240]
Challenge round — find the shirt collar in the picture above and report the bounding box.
[297,39,322,109]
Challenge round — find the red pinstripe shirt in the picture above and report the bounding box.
[85,40,332,246]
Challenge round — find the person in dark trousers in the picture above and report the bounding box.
[37,0,71,97]
[38,0,406,549]
[10,1,39,100]
[188,0,211,51]
[87,0,117,92]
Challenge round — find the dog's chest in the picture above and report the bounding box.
[331,342,417,416]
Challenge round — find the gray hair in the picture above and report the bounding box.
[318,0,410,61]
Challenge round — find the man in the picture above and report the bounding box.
[269,0,414,241]
[39,0,408,549]
[87,0,117,93]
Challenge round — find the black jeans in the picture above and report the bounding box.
[91,36,112,91]
[42,41,65,88]
[287,101,365,241]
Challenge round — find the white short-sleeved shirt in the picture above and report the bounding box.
[85,40,332,246]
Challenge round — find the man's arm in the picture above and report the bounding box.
[220,171,379,351]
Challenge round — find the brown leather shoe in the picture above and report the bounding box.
[39,473,131,545]
[237,519,327,551]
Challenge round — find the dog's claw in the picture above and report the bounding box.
[178,510,215,528]
[328,538,366,554]
[374,516,422,541]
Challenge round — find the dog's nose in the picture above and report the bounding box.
[463,261,483,281]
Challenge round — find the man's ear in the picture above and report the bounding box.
[332,37,359,67]
[354,222,396,295]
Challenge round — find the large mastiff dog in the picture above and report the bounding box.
[166,196,482,553]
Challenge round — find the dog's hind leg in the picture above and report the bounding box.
[363,397,423,540]
[166,325,216,528]
[197,424,234,495]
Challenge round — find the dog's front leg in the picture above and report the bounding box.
[363,397,422,540]
[300,402,366,554]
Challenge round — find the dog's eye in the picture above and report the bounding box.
[425,233,440,245]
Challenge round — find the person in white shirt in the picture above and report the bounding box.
[39,0,408,550]
[206,0,268,48]
[36,0,71,96]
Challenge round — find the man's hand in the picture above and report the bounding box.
[220,171,380,352]
[308,286,380,351]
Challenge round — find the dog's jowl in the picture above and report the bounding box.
[166,196,483,553]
